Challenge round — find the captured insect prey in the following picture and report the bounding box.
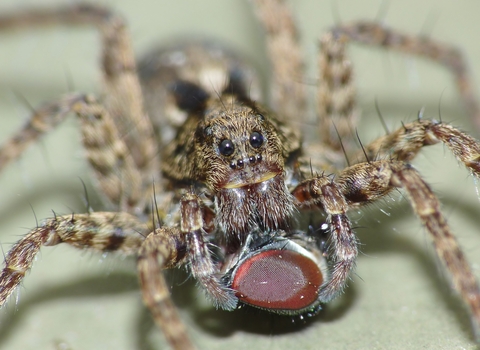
[1,1,480,349]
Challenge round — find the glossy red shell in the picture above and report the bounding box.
[231,249,323,311]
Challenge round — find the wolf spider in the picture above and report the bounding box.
[1,0,480,349]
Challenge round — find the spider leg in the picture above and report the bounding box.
[293,159,480,337]
[138,193,237,350]
[292,175,358,302]
[137,227,195,350]
[180,192,237,310]
[317,30,358,157]
[331,22,480,130]
[252,0,307,122]
[316,21,479,160]
[0,212,147,305]
[357,119,480,176]
[0,94,147,213]
[0,4,159,213]
[388,162,480,339]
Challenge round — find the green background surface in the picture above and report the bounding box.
[1,0,480,349]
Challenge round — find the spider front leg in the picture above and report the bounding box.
[180,192,237,310]
[294,159,480,338]
[357,117,480,177]
[0,212,147,305]
[292,175,358,302]
[138,193,237,350]
[137,227,193,350]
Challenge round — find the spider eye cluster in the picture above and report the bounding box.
[218,132,264,157]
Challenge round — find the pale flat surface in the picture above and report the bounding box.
[0,1,480,349]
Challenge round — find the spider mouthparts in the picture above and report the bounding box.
[223,171,277,189]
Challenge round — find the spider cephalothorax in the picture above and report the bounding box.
[161,80,301,247]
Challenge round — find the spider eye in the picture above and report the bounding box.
[249,131,264,148]
[219,139,235,156]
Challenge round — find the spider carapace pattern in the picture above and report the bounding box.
[1,1,480,349]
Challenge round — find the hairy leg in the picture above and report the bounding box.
[0,212,147,305]
[0,4,159,213]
